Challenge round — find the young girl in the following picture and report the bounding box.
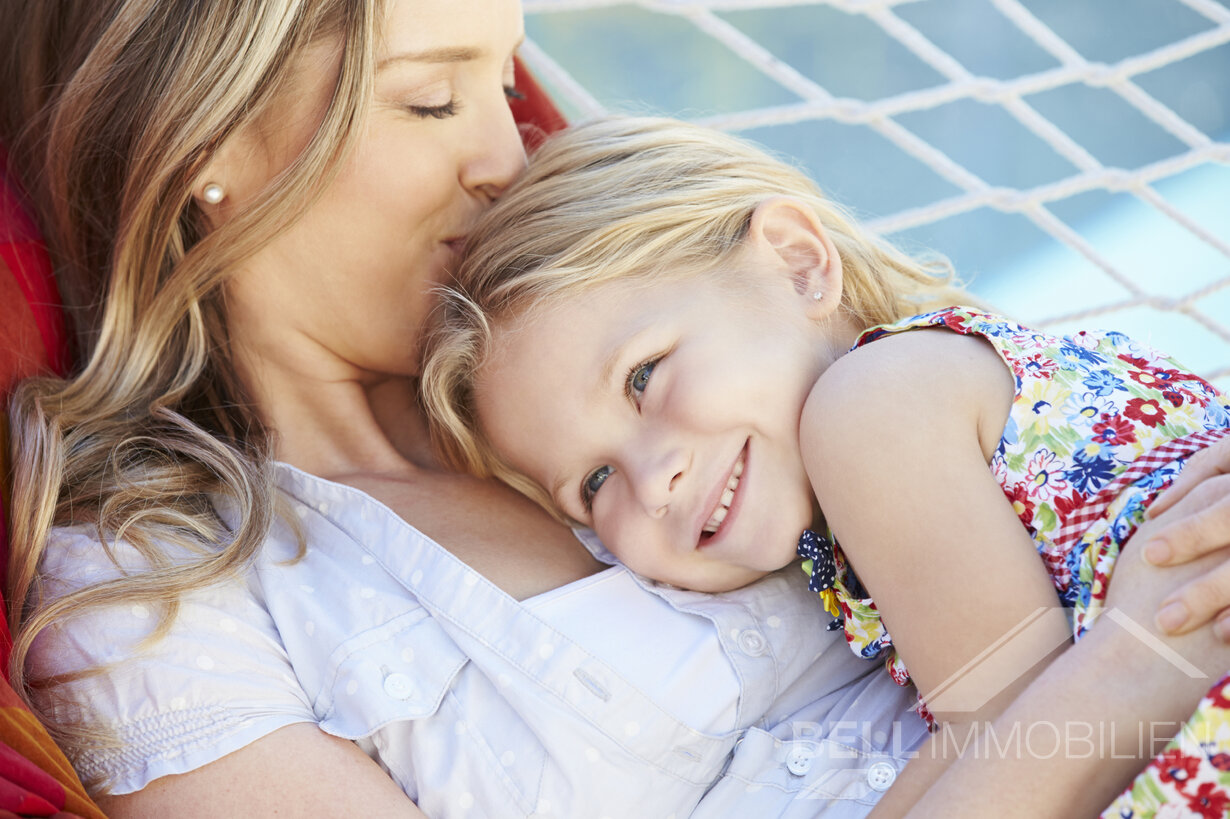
[421,116,1230,817]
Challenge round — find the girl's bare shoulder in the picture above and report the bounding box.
[802,327,1014,461]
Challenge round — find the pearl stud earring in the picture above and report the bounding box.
[811,290,824,301]
[202,183,225,204]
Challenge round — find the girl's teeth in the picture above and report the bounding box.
[703,449,746,536]
[703,504,729,533]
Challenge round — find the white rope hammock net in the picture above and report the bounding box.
[521,0,1230,390]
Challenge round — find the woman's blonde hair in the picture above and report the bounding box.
[422,116,966,515]
[1,0,381,775]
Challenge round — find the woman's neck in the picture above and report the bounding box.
[235,346,436,481]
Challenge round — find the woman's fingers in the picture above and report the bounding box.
[1148,435,1230,520]
[1142,459,1230,568]
[1153,546,1230,638]
[1124,449,1230,636]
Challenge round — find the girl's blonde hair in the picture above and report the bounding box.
[1,0,381,777]
[422,116,966,515]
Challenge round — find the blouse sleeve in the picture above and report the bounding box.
[27,528,317,795]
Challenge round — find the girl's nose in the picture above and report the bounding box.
[628,446,689,519]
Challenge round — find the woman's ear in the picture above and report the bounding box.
[746,196,842,319]
[192,141,242,218]
[191,121,277,219]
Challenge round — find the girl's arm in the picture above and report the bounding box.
[801,329,1229,817]
[900,433,1230,816]
[802,329,1073,811]
[897,518,1230,818]
[96,723,430,818]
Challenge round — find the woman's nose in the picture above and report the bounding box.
[463,93,527,203]
[628,446,689,519]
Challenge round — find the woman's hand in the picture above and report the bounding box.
[1133,435,1230,638]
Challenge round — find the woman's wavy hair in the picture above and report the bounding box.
[0,0,381,770]
[422,116,968,518]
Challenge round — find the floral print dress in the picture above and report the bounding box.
[814,306,1230,818]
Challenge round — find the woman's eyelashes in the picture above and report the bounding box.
[404,86,522,119]
[581,465,612,511]
[406,97,460,119]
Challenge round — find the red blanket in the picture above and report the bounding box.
[0,145,101,819]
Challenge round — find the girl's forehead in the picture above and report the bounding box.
[521,272,690,319]
[474,305,606,490]
[496,279,626,338]
[478,278,675,414]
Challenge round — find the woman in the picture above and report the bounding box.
[1,2,1229,817]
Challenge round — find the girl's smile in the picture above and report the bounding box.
[699,441,746,541]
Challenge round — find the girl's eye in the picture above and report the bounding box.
[406,98,460,119]
[581,465,613,510]
[504,85,525,101]
[627,359,657,401]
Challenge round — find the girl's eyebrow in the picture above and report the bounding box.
[598,342,627,389]
[598,324,653,388]
[548,473,591,526]
[549,475,572,511]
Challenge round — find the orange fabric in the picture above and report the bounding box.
[0,683,101,818]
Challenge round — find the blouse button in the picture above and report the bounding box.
[785,744,814,776]
[737,629,768,657]
[383,672,415,700]
[866,761,897,792]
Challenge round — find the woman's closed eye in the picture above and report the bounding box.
[406,97,461,119]
[581,465,612,511]
[405,86,522,120]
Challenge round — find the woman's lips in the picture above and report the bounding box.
[698,443,747,546]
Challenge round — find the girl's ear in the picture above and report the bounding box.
[746,196,842,320]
